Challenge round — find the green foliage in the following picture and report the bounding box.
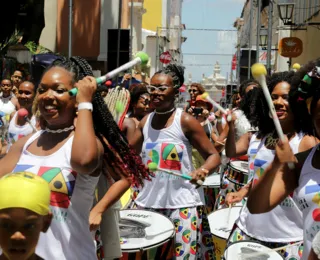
[0,30,21,56]
[24,41,51,55]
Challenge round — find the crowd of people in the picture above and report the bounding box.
[2,55,320,260]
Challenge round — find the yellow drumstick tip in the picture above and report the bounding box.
[201,92,209,99]
[292,63,301,70]
[251,63,267,79]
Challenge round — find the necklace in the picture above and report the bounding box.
[45,125,75,134]
[265,132,295,148]
[154,107,176,115]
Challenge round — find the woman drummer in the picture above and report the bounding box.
[0,56,150,259]
[224,71,317,259]
[130,64,221,259]
[246,60,320,259]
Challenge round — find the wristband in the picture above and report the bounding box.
[78,102,93,112]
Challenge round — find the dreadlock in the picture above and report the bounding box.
[42,56,152,187]
[103,86,131,129]
[155,64,185,88]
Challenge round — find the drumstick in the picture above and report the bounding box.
[238,241,303,259]
[201,92,231,122]
[148,162,203,186]
[251,63,295,170]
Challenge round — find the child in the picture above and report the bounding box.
[0,172,52,260]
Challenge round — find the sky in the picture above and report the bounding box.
[182,0,245,82]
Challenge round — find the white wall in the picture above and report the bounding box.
[39,0,58,52]
[98,0,120,61]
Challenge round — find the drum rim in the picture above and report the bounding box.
[227,163,249,174]
[208,206,243,240]
[223,240,284,259]
[224,175,248,186]
[120,209,175,252]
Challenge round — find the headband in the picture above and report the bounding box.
[0,172,51,215]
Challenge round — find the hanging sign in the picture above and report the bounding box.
[278,37,303,58]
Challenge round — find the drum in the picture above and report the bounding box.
[120,209,175,260]
[223,241,284,260]
[208,206,242,260]
[225,161,249,186]
[203,173,221,188]
[203,174,221,214]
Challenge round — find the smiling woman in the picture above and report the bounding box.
[0,55,151,260]
[129,64,221,259]
[224,71,318,260]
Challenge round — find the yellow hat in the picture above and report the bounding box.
[0,172,50,215]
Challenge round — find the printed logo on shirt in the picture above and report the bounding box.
[144,142,185,178]
[304,185,320,241]
[13,165,77,211]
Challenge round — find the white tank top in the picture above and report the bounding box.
[135,108,205,209]
[13,130,99,260]
[7,112,36,151]
[295,144,320,259]
[237,132,304,242]
[0,94,16,115]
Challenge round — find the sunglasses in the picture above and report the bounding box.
[188,89,198,93]
[147,85,171,94]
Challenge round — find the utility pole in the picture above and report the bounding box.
[267,1,273,75]
[256,0,261,63]
[68,0,73,58]
[116,0,123,84]
[248,0,254,79]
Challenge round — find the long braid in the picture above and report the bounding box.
[45,56,152,187]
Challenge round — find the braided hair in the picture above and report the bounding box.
[154,64,185,88]
[43,56,152,187]
[103,86,131,129]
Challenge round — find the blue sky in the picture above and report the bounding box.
[182,0,245,81]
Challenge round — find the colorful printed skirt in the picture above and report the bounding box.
[133,205,215,260]
[227,224,304,260]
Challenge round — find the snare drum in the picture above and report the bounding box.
[120,209,175,260]
[225,161,249,186]
[223,241,284,260]
[208,206,242,260]
[214,161,249,210]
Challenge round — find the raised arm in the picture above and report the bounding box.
[225,112,250,158]
[247,135,317,214]
[71,76,103,174]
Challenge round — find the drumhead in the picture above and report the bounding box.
[120,209,175,252]
[229,161,249,174]
[203,174,220,187]
[208,207,242,240]
[224,241,284,259]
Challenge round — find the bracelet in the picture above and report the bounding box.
[78,102,93,112]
